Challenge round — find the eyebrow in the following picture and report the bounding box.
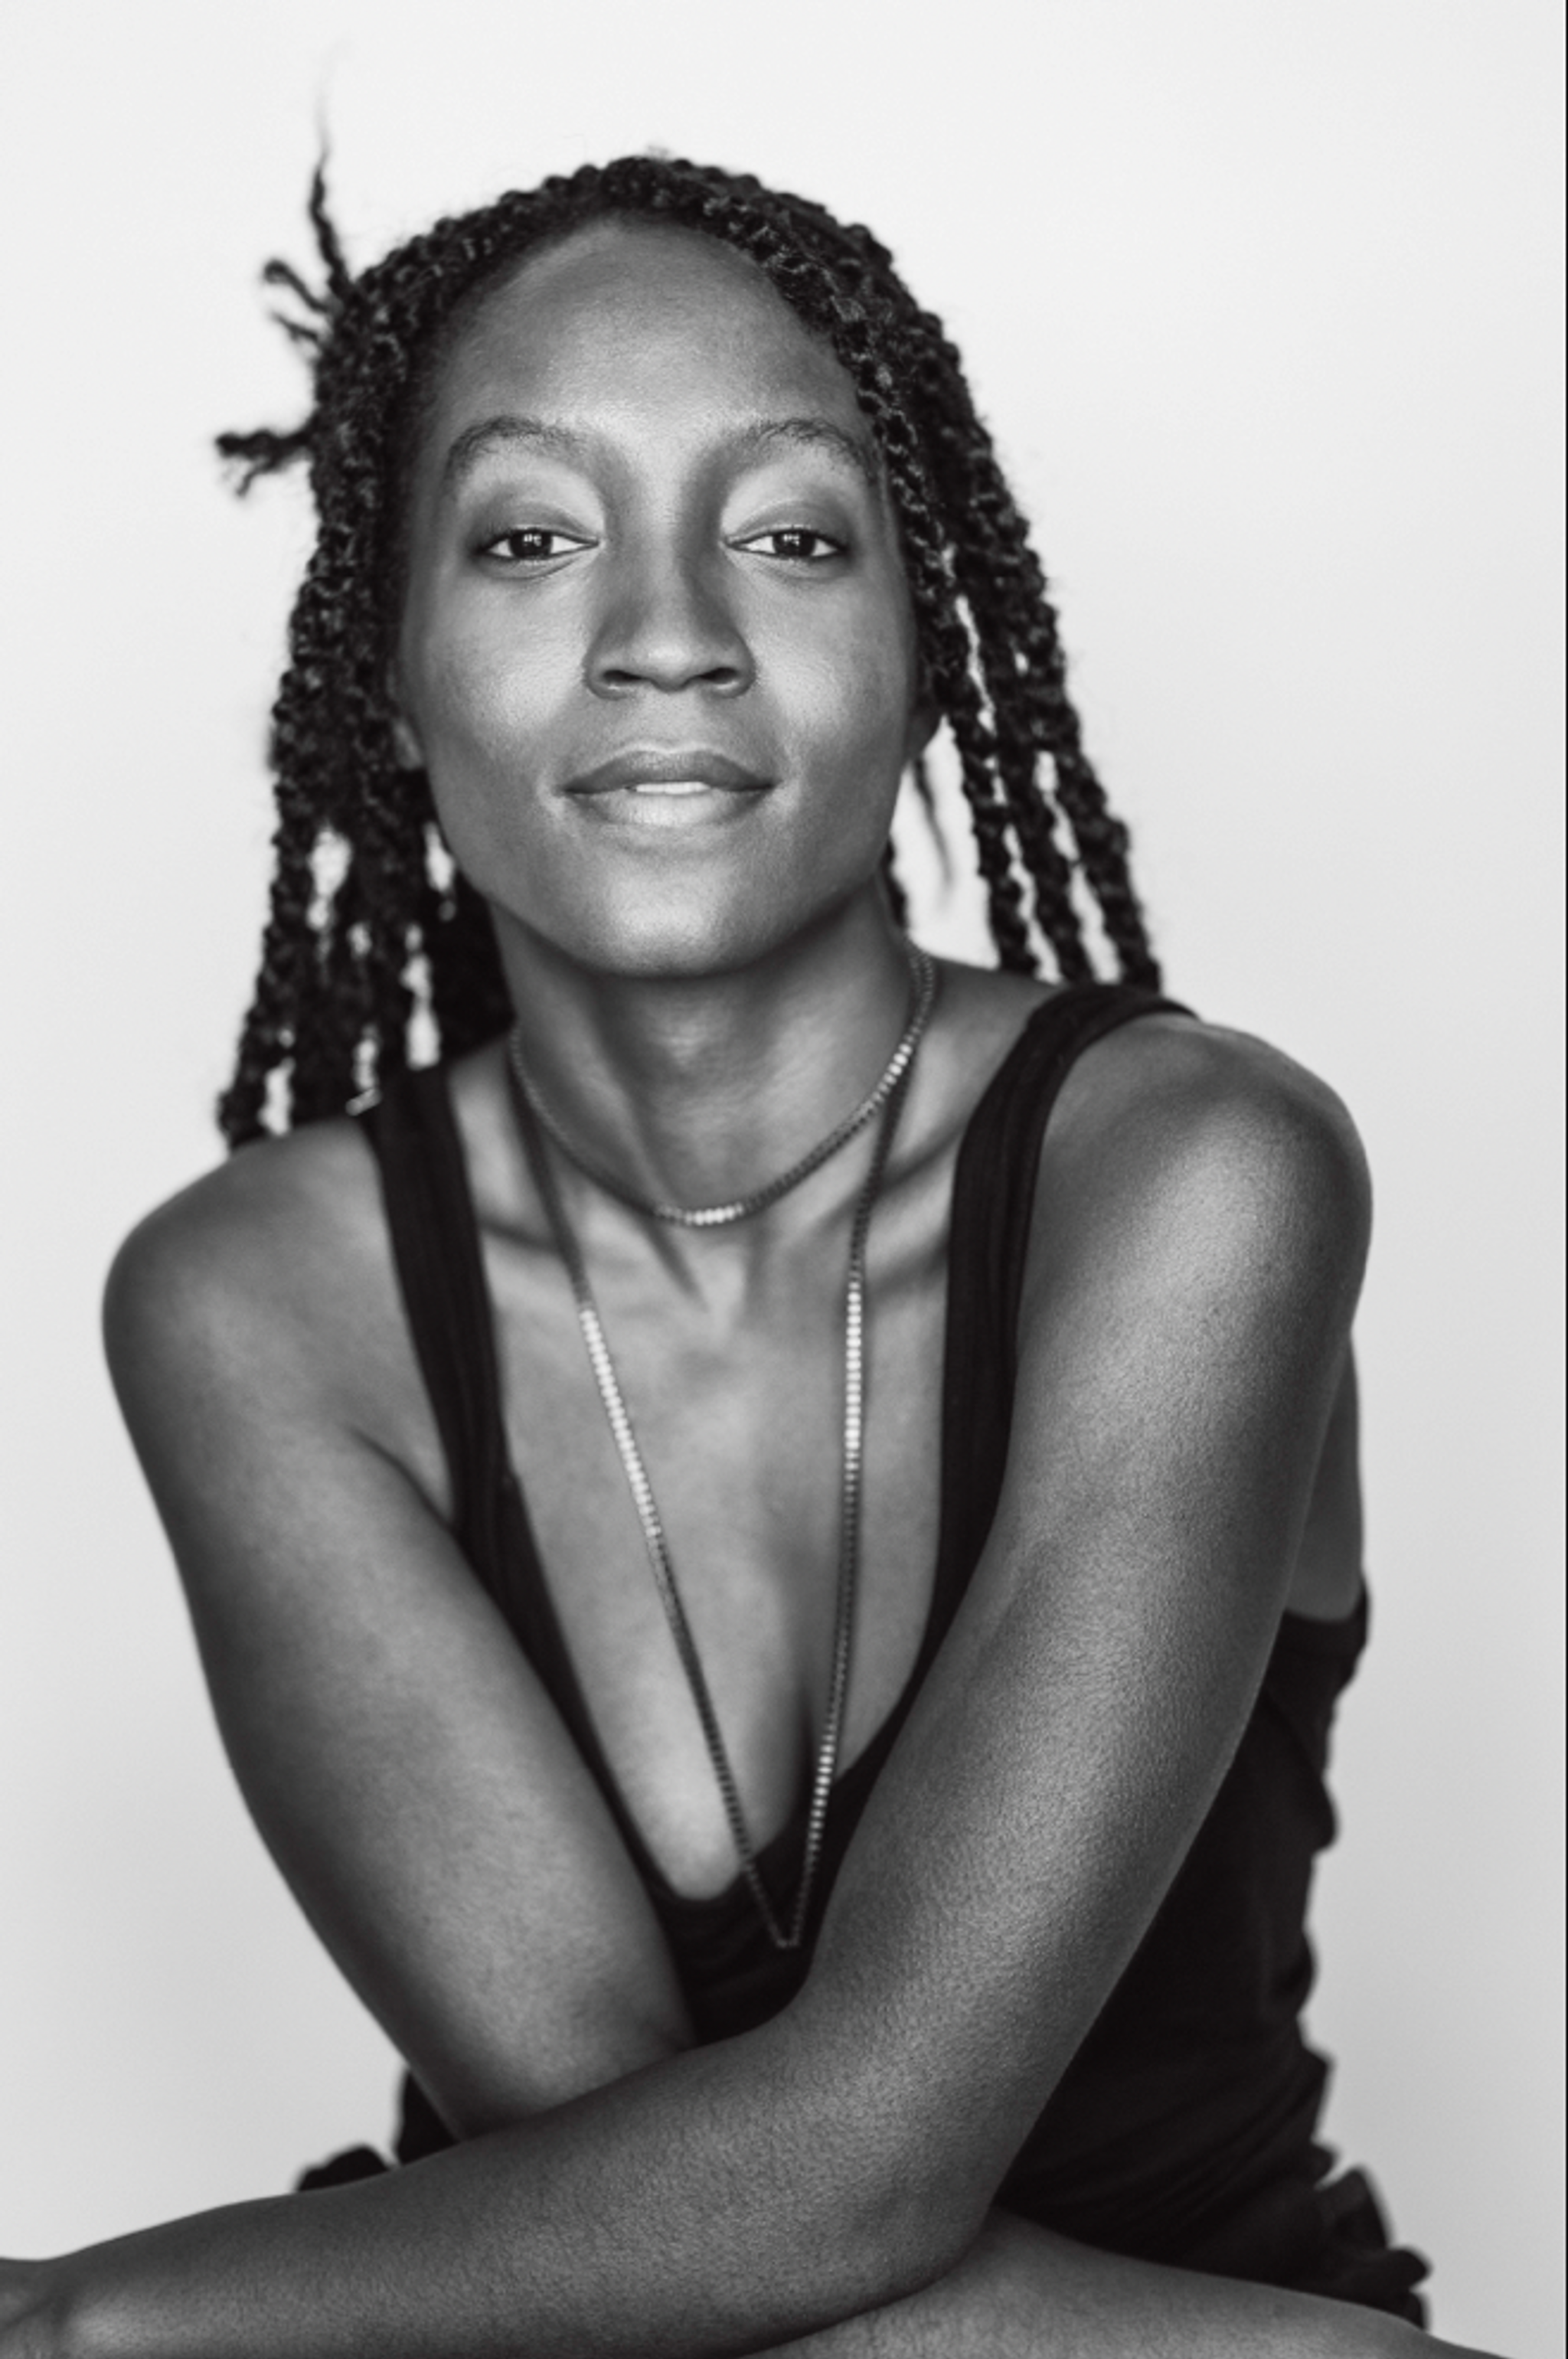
[440,411,881,495]
[442,415,586,490]
[733,417,880,491]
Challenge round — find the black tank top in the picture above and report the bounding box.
[355,982,1429,2321]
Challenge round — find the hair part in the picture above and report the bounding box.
[216,155,1160,1147]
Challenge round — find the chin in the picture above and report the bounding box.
[498,879,792,985]
[489,843,884,988]
[583,907,790,983]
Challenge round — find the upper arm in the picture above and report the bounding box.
[1011,1015,1370,1593]
[103,1132,693,2135]
[783,1020,1371,2261]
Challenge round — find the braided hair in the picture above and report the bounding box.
[217,156,1159,1146]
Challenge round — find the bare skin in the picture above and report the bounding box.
[0,224,1503,2356]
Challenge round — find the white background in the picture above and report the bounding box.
[1,5,1561,2352]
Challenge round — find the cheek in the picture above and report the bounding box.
[780,599,917,811]
[407,598,560,769]
[400,649,533,894]
[400,605,580,884]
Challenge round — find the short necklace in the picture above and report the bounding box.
[508,942,935,1228]
[504,946,936,1950]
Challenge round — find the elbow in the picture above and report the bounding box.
[847,2165,986,2306]
[786,2099,991,2315]
[790,2189,972,2329]
[755,1983,999,2317]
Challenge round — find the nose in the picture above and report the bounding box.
[586,536,753,699]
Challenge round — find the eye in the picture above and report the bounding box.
[735,527,846,564]
[479,527,591,565]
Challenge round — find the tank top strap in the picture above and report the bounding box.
[357,1065,517,1606]
[931,981,1192,1646]
[356,982,1190,1696]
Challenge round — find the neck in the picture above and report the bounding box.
[494,892,915,1214]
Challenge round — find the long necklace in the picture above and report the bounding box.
[504,947,936,1950]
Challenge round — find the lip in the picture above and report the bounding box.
[562,749,772,796]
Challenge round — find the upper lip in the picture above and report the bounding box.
[562,749,772,796]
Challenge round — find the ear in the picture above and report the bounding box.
[391,714,426,772]
[386,665,426,772]
[904,694,939,766]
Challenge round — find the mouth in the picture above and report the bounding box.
[562,749,773,799]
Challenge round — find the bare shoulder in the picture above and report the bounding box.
[1052,1008,1367,1169]
[1029,1010,1373,1315]
[103,1115,408,1462]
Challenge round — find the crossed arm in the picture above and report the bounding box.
[2,1027,1482,2357]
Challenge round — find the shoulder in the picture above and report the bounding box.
[1026,1008,1372,1324]
[103,1114,395,1449]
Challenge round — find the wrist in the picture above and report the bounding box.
[29,2200,290,2359]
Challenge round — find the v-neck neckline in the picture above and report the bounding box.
[438,988,1070,1913]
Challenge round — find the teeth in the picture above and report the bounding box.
[629,780,713,796]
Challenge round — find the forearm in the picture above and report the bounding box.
[31,2199,1481,2359]
[41,2031,929,2359]
[766,2210,1467,2359]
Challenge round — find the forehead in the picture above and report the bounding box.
[419,219,867,462]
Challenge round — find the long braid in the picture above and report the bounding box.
[425,866,513,1049]
[961,445,1158,985]
[218,156,1158,1145]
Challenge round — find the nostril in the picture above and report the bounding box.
[584,598,756,695]
[593,660,747,696]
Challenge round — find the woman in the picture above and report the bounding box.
[0,156,1500,2355]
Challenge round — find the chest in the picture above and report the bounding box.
[480,1175,954,1898]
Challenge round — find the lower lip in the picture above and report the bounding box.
[568,783,772,831]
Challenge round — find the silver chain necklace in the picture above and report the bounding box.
[504,947,936,1950]
[508,943,935,1228]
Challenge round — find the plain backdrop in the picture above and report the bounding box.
[1,4,1561,2353]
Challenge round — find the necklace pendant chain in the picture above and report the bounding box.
[509,943,936,1229]
[506,944,936,1952]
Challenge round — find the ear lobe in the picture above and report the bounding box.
[905,698,940,764]
[385,668,426,772]
[390,713,426,772]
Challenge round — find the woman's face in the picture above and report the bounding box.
[394,219,928,981]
